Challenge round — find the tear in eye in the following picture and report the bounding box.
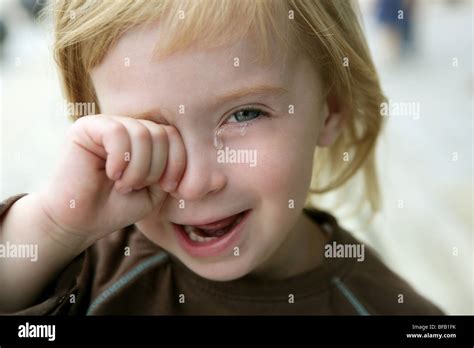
[213,123,249,150]
[213,106,270,150]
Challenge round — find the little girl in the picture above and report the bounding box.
[0,0,442,315]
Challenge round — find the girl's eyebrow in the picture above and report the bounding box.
[210,84,288,108]
[129,85,288,120]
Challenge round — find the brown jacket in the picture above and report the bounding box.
[0,193,444,315]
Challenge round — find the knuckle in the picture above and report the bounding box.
[164,125,178,138]
[133,126,151,142]
[68,116,90,136]
[108,122,126,137]
[71,115,89,128]
[151,126,167,144]
[164,127,179,144]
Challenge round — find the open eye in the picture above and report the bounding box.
[225,107,269,124]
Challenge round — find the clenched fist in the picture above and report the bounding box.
[38,114,186,246]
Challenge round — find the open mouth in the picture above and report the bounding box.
[179,210,247,243]
[172,209,252,257]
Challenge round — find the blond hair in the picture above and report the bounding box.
[48,0,387,219]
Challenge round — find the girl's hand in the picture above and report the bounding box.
[37,114,186,248]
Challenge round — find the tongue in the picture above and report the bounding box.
[195,226,231,238]
[194,213,240,231]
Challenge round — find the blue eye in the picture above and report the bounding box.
[226,107,269,123]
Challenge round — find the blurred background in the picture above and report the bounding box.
[0,0,472,314]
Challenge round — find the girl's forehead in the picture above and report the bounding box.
[92,21,300,98]
[111,19,292,67]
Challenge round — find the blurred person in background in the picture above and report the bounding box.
[374,0,416,61]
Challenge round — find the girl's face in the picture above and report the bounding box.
[91,23,342,281]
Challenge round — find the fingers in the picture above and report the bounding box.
[74,115,131,182]
[107,116,185,194]
[136,119,169,189]
[76,114,185,195]
[158,125,186,192]
[108,117,157,194]
[135,121,186,193]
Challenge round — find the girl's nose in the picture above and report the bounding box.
[169,146,227,202]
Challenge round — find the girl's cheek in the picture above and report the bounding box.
[229,131,310,195]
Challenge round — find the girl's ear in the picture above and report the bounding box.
[317,94,347,147]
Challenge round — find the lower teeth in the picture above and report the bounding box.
[183,213,244,243]
[189,228,217,242]
[183,225,218,243]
